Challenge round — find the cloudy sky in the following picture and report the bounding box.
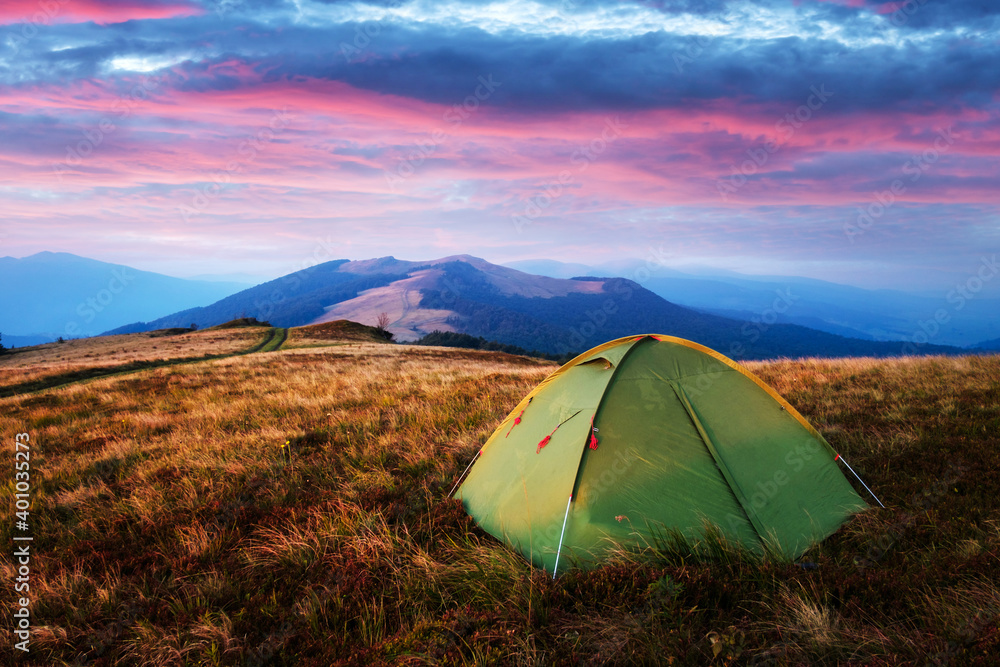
[1,0,998,291]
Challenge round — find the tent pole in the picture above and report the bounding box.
[448,450,481,498]
[552,494,573,580]
[835,454,885,508]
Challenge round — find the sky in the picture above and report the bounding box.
[1,0,998,293]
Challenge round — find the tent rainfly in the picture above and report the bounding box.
[454,334,873,575]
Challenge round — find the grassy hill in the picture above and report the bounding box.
[285,320,396,347]
[0,326,270,398]
[3,330,999,664]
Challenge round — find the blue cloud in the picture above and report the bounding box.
[9,3,997,120]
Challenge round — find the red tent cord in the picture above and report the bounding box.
[537,429,556,453]
[505,398,533,438]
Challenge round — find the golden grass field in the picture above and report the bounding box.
[0,329,263,389]
[2,323,999,665]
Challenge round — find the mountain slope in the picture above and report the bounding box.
[416,266,957,359]
[104,259,410,334]
[0,252,251,340]
[507,258,1000,347]
[109,255,963,360]
[974,337,1000,351]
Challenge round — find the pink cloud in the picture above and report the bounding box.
[2,68,997,236]
[0,0,202,26]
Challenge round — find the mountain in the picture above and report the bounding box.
[106,255,963,360]
[1,334,61,349]
[0,252,252,342]
[103,254,610,342]
[505,259,1000,348]
[974,337,1000,351]
[503,259,609,280]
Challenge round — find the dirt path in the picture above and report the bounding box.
[261,327,287,352]
[0,327,286,399]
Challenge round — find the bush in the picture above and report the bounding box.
[375,312,394,341]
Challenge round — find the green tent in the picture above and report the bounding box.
[455,334,868,574]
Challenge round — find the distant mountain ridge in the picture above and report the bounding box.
[974,337,1000,351]
[505,259,1000,348]
[105,254,963,360]
[0,252,252,345]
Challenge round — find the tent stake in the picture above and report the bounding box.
[552,494,573,580]
[448,450,482,498]
[835,454,885,508]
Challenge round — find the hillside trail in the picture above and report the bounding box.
[0,327,287,399]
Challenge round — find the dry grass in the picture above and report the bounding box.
[284,320,392,349]
[3,331,999,665]
[0,328,265,389]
